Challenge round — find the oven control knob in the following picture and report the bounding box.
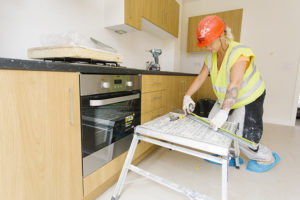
[101,82,110,89]
[126,81,133,87]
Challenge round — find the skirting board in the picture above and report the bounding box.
[263,117,294,126]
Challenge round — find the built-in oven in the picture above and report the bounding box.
[80,74,141,177]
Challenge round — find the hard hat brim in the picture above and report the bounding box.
[197,40,211,47]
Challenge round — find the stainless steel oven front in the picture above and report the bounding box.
[80,74,141,177]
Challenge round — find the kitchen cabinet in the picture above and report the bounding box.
[105,0,180,38]
[166,0,180,37]
[104,0,142,32]
[141,75,167,123]
[0,70,83,200]
[164,75,216,113]
[143,0,180,37]
[187,8,243,52]
[164,75,196,112]
[143,0,161,28]
[124,0,143,30]
[141,75,203,119]
[0,67,215,200]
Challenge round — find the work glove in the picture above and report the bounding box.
[183,95,195,114]
[210,109,229,131]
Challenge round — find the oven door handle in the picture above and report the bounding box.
[89,93,140,106]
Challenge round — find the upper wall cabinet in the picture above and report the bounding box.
[187,9,243,52]
[167,0,180,37]
[124,0,143,30]
[143,0,180,37]
[104,0,180,38]
[104,0,142,33]
[143,0,161,28]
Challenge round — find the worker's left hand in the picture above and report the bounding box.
[210,109,229,131]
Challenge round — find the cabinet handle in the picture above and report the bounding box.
[129,0,132,19]
[152,82,161,85]
[151,95,161,101]
[69,88,74,125]
[166,12,168,25]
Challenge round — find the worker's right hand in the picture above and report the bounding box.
[183,95,195,114]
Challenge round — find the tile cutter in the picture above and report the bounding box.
[172,108,259,150]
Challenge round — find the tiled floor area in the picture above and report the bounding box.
[96,120,300,200]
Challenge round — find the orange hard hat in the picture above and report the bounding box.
[197,15,226,47]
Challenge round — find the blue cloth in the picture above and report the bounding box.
[246,152,280,172]
[204,154,244,166]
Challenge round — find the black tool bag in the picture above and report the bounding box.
[193,99,216,117]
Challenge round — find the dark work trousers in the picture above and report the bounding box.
[208,90,273,161]
[240,90,265,143]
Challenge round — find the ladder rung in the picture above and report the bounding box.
[128,164,214,200]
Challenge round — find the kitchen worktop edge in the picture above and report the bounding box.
[0,58,197,76]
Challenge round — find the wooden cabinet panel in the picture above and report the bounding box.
[0,70,82,200]
[142,0,180,37]
[163,76,196,113]
[160,0,168,30]
[163,75,217,112]
[164,76,178,112]
[125,0,142,30]
[143,0,162,27]
[167,0,180,37]
[177,76,196,108]
[141,91,164,113]
[142,75,165,93]
[141,75,167,124]
[141,107,166,124]
[187,8,243,52]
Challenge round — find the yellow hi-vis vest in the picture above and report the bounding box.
[205,41,265,109]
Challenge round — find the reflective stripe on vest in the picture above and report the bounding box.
[206,45,263,105]
[218,75,264,104]
[207,52,212,72]
[226,45,248,85]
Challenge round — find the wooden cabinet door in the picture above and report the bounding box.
[143,0,179,37]
[162,0,180,37]
[160,0,168,30]
[175,76,198,109]
[143,0,161,27]
[187,8,243,52]
[0,70,82,200]
[164,76,188,112]
[167,0,180,37]
[125,0,142,30]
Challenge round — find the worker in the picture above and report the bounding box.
[182,15,280,172]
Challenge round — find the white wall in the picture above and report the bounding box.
[0,0,182,71]
[180,0,300,126]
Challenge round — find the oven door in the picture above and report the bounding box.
[81,91,140,177]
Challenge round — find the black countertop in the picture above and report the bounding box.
[0,57,197,76]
